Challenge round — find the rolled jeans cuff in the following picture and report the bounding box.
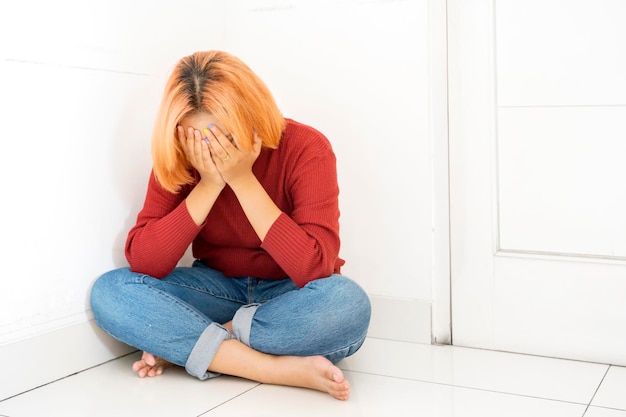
[185,322,232,380]
[232,303,260,346]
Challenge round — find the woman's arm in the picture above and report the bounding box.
[259,147,343,288]
[125,172,201,277]
[208,122,342,287]
[126,126,226,278]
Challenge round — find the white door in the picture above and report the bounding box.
[448,0,626,365]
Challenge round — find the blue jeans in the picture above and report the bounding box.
[90,260,371,380]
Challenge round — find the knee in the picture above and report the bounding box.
[312,275,372,333]
[338,276,371,323]
[89,267,133,319]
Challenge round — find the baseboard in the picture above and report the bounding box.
[0,319,136,401]
[366,295,432,344]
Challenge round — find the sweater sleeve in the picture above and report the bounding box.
[125,171,202,278]
[260,137,343,288]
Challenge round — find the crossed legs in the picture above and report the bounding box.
[90,266,370,401]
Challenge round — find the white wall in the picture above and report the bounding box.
[222,0,448,343]
[0,0,446,400]
[0,0,230,399]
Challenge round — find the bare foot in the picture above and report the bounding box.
[307,356,351,401]
[131,351,173,378]
[130,344,350,400]
[269,355,351,401]
[210,339,351,400]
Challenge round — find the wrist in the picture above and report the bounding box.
[197,177,225,193]
[227,172,257,192]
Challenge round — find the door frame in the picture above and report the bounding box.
[430,0,452,345]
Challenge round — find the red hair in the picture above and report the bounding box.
[151,50,286,193]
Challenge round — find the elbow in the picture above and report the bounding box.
[293,255,337,288]
[126,253,172,279]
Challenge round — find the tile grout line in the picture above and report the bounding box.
[581,365,611,416]
[343,369,591,408]
[195,383,263,416]
[0,351,139,404]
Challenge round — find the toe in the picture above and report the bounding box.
[132,360,146,372]
[143,352,157,366]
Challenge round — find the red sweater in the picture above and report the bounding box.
[125,119,344,288]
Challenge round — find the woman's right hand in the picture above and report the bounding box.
[177,125,225,189]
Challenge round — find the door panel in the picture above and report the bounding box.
[449,0,626,364]
[498,106,626,258]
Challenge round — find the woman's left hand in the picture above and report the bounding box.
[207,124,262,186]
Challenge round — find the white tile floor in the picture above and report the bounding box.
[1,338,624,417]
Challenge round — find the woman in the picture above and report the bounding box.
[90,50,371,401]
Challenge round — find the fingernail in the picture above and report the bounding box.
[208,124,215,130]
[203,127,210,134]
